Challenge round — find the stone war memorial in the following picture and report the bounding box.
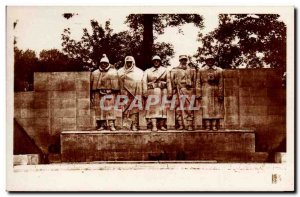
[13,61,286,164]
[8,6,294,192]
[11,11,287,166]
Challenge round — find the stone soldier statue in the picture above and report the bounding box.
[167,55,197,131]
[197,55,224,131]
[91,54,119,131]
[118,56,144,131]
[142,55,168,132]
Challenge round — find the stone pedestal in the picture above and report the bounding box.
[60,129,268,162]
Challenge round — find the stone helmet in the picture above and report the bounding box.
[125,56,135,63]
[152,55,161,61]
[179,55,188,61]
[100,54,109,64]
[205,54,215,61]
[124,56,136,68]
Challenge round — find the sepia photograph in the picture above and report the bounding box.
[6,6,294,191]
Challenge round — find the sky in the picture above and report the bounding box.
[9,7,219,66]
[8,7,290,68]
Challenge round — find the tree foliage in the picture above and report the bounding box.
[14,47,83,91]
[61,19,176,70]
[126,14,204,69]
[195,14,286,69]
[39,49,83,72]
[14,47,38,91]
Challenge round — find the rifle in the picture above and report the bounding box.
[176,85,185,129]
[147,69,167,89]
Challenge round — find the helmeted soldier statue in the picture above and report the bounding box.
[142,55,168,132]
[197,55,224,130]
[118,56,144,131]
[167,55,197,131]
[91,54,119,131]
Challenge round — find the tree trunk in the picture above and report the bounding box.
[141,14,154,70]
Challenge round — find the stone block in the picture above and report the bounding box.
[193,100,202,129]
[51,117,62,135]
[27,154,40,165]
[267,106,286,115]
[239,69,254,79]
[77,116,92,128]
[34,92,49,100]
[90,109,97,128]
[76,91,90,99]
[77,99,90,110]
[77,109,91,116]
[76,80,90,91]
[252,115,268,126]
[267,88,284,98]
[223,70,239,78]
[239,78,253,87]
[61,80,76,91]
[240,105,267,116]
[51,108,76,118]
[32,99,49,109]
[224,96,239,114]
[34,73,48,91]
[76,72,91,80]
[251,79,266,88]
[224,114,239,128]
[49,91,76,99]
[167,110,175,129]
[266,115,285,125]
[240,115,254,127]
[114,109,123,130]
[62,118,77,130]
[14,92,34,108]
[239,96,254,106]
[138,110,148,130]
[239,87,251,97]
[50,99,62,108]
[61,130,256,162]
[14,108,22,118]
[18,117,49,127]
[265,76,282,88]
[20,109,49,118]
[224,78,239,88]
[62,99,76,108]
[252,97,269,106]
[224,88,239,97]
[13,155,28,166]
[47,74,62,91]
[252,87,267,97]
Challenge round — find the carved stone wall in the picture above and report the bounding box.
[14,69,286,154]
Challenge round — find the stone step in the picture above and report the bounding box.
[61,130,257,162]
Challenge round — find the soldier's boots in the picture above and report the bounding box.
[177,120,184,130]
[212,119,218,131]
[108,120,116,131]
[132,124,138,131]
[160,126,167,131]
[187,120,193,131]
[151,119,158,132]
[160,119,167,131]
[97,126,105,131]
[96,121,105,131]
[204,119,211,131]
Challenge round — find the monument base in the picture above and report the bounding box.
[60,130,268,163]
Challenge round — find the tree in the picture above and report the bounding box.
[62,19,175,70]
[14,47,39,91]
[195,14,286,69]
[126,14,204,70]
[39,49,83,72]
